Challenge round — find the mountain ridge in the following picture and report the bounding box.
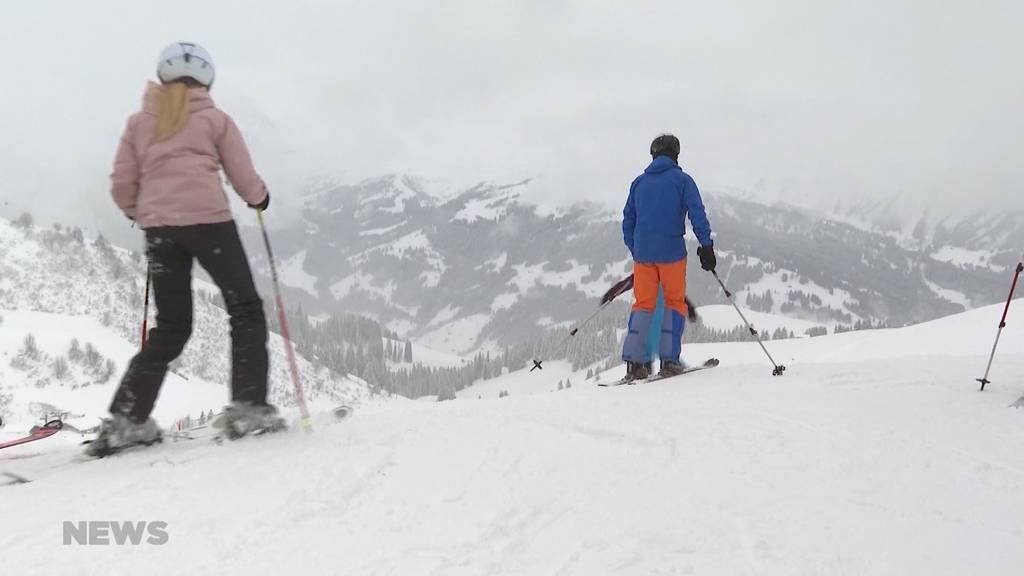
[247,174,1024,355]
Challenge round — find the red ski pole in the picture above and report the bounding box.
[977,259,1024,391]
[256,208,312,430]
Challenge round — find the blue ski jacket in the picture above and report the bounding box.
[622,155,712,263]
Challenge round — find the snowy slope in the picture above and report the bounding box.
[681,301,1024,369]
[2,303,1024,575]
[0,218,371,428]
[0,310,227,431]
[696,304,827,335]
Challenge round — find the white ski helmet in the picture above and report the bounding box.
[156,42,215,88]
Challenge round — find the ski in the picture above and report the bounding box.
[644,358,720,383]
[598,358,720,387]
[598,377,647,387]
[81,435,164,458]
[1,471,30,486]
[170,404,354,442]
[3,403,356,483]
[0,420,64,451]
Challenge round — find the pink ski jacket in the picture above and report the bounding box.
[110,82,269,228]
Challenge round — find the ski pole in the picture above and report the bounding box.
[604,274,700,320]
[531,299,614,372]
[256,208,312,430]
[141,266,151,348]
[977,259,1024,391]
[711,270,786,376]
[529,275,702,372]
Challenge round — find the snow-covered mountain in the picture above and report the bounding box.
[3,301,1023,574]
[0,217,370,429]
[252,175,1024,354]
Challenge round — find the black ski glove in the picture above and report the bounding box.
[248,192,270,211]
[697,243,717,272]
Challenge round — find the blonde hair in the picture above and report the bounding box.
[154,82,190,141]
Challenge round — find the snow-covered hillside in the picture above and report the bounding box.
[695,304,827,335]
[0,218,371,428]
[3,302,1023,575]
[0,310,227,431]
[254,175,1024,357]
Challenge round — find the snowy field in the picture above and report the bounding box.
[0,309,229,431]
[2,303,1024,575]
[695,304,827,336]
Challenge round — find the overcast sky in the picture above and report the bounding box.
[1,0,1021,232]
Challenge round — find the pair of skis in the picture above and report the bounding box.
[598,358,720,387]
[1,405,355,485]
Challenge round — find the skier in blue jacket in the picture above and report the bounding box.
[621,134,716,381]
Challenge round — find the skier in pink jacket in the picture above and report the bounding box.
[89,43,282,456]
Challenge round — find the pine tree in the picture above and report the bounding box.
[52,355,70,381]
[84,343,101,368]
[22,333,40,361]
[14,212,34,230]
[101,359,116,383]
[68,339,83,363]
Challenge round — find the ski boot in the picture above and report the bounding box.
[84,414,162,458]
[656,359,689,379]
[212,402,287,440]
[624,361,652,384]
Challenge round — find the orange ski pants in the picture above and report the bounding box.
[631,259,688,316]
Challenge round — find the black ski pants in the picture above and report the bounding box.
[110,220,269,421]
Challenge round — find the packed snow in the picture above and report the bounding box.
[3,303,1024,575]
